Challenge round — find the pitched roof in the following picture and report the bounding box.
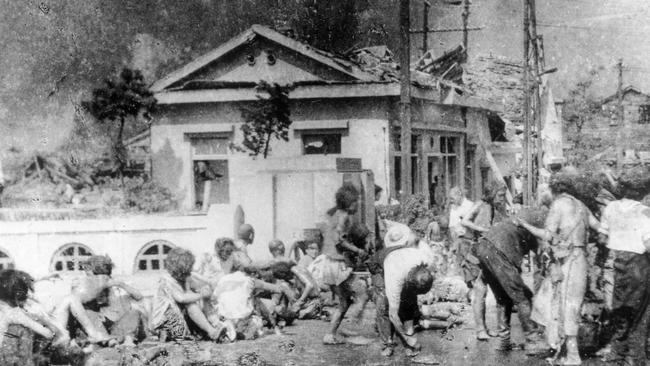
[601,85,649,105]
[151,24,378,92]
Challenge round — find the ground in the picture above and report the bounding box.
[84,300,611,366]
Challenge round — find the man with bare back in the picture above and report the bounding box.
[517,172,600,365]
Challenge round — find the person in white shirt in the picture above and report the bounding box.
[596,189,650,364]
[367,224,434,357]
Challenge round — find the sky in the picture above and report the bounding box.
[1,0,649,153]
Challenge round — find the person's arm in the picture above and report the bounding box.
[108,280,144,301]
[461,202,489,233]
[291,267,314,304]
[9,309,54,340]
[336,215,366,256]
[252,278,297,300]
[588,210,601,232]
[168,285,206,304]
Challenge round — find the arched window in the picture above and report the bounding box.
[51,243,94,272]
[0,249,14,270]
[135,240,175,272]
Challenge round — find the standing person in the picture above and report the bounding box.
[309,184,367,345]
[516,172,601,366]
[595,189,650,365]
[459,183,508,341]
[374,185,387,252]
[367,224,434,357]
[475,208,548,351]
[447,186,474,261]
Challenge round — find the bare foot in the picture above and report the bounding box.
[476,330,490,341]
[554,356,581,366]
[380,347,393,357]
[322,333,345,345]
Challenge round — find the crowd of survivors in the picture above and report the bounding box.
[1,168,650,366]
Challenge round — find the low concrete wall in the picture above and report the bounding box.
[0,204,238,278]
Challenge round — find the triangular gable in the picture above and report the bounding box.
[601,85,649,105]
[151,25,376,92]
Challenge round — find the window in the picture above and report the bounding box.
[639,105,650,124]
[0,249,14,270]
[51,243,94,272]
[302,133,341,155]
[190,135,231,209]
[135,240,175,272]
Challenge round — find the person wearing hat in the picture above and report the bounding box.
[366,224,434,357]
[595,189,650,364]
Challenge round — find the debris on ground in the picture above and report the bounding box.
[237,352,268,366]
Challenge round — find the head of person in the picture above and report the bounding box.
[237,224,255,244]
[374,184,383,202]
[448,186,465,206]
[536,183,553,208]
[304,239,321,259]
[483,182,507,207]
[406,264,434,295]
[348,222,371,249]
[165,247,195,283]
[269,261,295,282]
[0,269,34,308]
[214,237,236,261]
[335,184,360,214]
[82,255,114,276]
[548,170,578,198]
[268,239,286,258]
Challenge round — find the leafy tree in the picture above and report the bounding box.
[82,68,156,175]
[240,81,294,158]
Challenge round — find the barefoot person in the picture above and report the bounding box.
[309,184,367,344]
[367,224,434,357]
[516,172,601,365]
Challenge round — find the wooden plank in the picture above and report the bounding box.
[481,144,513,206]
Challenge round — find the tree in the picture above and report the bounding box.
[82,68,156,175]
[240,81,294,158]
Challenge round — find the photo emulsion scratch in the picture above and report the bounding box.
[1,0,650,365]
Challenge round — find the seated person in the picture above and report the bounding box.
[193,237,247,285]
[210,266,297,339]
[0,269,70,364]
[53,255,144,346]
[266,261,322,320]
[151,247,228,342]
[296,239,320,269]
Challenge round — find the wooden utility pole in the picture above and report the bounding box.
[529,0,543,186]
[400,0,413,197]
[422,1,430,55]
[462,0,470,50]
[522,0,532,205]
[616,58,624,168]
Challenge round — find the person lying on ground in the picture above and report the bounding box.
[366,224,434,357]
[209,266,297,339]
[309,184,367,345]
[52,255,143,346]
[151,247,229,342]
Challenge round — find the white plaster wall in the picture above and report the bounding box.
[0,207,237,278]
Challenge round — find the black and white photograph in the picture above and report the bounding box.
[1,1,650,365]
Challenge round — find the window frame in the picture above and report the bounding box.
[50,243,95,273]
[301,130,343,155]
[133,240,176,273]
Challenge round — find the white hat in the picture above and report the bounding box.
[384,223,411,248]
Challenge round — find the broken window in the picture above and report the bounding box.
[302,133,341,155]
[639,105,650,124]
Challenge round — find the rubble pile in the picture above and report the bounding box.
[0,153,174,218]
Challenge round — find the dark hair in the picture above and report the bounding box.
[482,182,506,205]
[348,222,370,248]
[82,255,114,276]
[269,261,296,282]
[332,184,359,212]
[215,237,236,252]
[0,269,34,307]
[164,247,195,283]
[549,172,577,196]
[406,264,433,295]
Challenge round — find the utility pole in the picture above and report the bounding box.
[400,0,413,197]
[462,0,470,50]
[616,58,624,168]
[422,1,430,55]
[522,0,532,205]
[529,0,543,188]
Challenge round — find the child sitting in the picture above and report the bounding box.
[53,255,144,346]
[268,261,322,320]
[151,247,228,342]
[0,269,67,364]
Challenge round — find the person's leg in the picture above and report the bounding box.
[325,280,353,343]
[559,250,588,365]
[373,284,394,356]
[185,302,224,340]
[109,309,145,346]
[472,276,489,340]
[53,295,110,343]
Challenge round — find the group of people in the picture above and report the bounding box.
[444,169,650,366]
[2,170,650,366]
